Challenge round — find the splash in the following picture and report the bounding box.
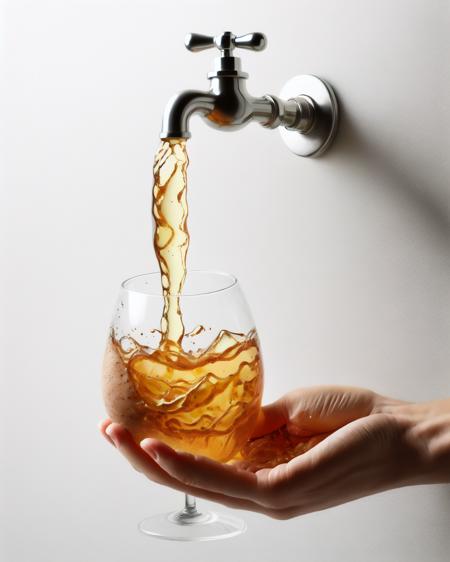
[112,329,263,461]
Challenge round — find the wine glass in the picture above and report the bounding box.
[102,270,264,541]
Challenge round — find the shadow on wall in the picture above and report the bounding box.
[328,98,450,243]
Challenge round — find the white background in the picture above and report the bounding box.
[1,0,450,561]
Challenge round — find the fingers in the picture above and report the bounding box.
[141,438,260,503]
[99,420,315,516]
[140,438,302,510]
[99,422,274,515]
[98,418,114,445]
[105,423,162,474]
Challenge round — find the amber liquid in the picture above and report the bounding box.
[108,139,263,462]
[152,139,189,348]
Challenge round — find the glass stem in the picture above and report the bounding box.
[184,494,197,515]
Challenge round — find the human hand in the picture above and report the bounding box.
[99,386,450,519]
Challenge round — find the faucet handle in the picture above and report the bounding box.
[233,33,266,52]
[185,32,267,56]
[184,33,216,52]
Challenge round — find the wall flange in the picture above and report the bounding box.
[279,75,339,157]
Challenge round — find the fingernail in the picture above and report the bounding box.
[141,439,159,461]
[105,424,117,445]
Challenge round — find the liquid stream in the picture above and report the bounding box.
[105,139,319,468]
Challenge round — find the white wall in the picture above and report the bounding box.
[2,1,449,561]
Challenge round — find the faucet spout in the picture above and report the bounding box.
[160,90,216,139]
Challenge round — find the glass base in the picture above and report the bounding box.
[138,507,246,542]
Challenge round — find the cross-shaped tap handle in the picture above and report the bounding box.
[185,31,267,56]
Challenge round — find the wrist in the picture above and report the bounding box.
[385,399,450,485]
[407,399,450,484]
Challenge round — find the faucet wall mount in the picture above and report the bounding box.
[161,32,339,157]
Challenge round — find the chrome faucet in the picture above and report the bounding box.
[161,31,339,157]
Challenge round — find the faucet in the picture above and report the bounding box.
[160,31,339,157]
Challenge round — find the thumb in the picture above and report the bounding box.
[251,398,289,438]
[280,385,378,436]
[252,386,378,439]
